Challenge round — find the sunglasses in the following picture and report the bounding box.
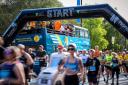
[68,47,75,51]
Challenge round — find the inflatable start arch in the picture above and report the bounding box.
[3,4,128,46]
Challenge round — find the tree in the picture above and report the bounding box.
[83,18,108,50]
[0,0,63,33]
[103,20,128,51]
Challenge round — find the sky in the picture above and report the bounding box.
[58,0,128,21]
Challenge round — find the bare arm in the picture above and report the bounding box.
[25,53,34,65]
[78,58,85,83]
[58,58,66,72]
[78,58,84,75]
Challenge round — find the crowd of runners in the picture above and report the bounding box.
[0,36,128,85]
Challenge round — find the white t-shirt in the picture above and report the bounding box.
[49,52,67,67]
[79,54,89,64]
[60,25,65,32]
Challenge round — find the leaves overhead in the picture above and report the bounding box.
[0,0,63,33]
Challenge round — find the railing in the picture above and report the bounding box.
[47,28,74,36]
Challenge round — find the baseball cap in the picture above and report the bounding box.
[39,45,44,48]
[57,45,63,49]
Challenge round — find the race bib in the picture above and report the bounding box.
[112,63,118,67]
[82,59,87,64]
[34,60,40,65]
[67,63,77,71]
[89,66,96,71]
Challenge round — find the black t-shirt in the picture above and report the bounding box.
[36,50,47,58]
[85,58,100,74]
[0,46,5,64]
[29,52,36,60]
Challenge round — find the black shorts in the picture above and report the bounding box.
[87,73,97,84]
[105,65,112,70]
[100,65,105,73]
[83,63,86,67]
[64,74,79,85]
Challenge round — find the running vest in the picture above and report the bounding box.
[64,57,79,72]
[0,63,16,79]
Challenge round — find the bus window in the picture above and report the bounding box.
[75,29,80,37]
[80,30,84,38]
[84,30,89,38]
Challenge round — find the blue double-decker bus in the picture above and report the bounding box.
[15,24,90,54]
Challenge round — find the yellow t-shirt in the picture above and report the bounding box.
[124,54,128,60]
[117,55,123,61]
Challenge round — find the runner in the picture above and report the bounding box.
[17,44,34,82]
[121,51,128,73]
[85,49,100,85]
[111,52,120,85]
[28,48,36,60]
[104,50,113,83]
[98,51,106,81]
[58,44,84,85]
[50,45,66,67]
[94,45,100,58]
[49,45,67,84]
[0,46,25,85]
[79,49,89,67]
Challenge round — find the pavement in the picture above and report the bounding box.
[28,73,128,85]
[81,73,128,85]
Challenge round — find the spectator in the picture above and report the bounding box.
[48,21,54,30]
[60,25,65,33]
[0,46,25,85]
[36,45,48,67]
[40,21,47,28]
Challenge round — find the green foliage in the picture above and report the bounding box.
[0,0,63,33]
[83,18,109,50]
[103,20,127,50]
